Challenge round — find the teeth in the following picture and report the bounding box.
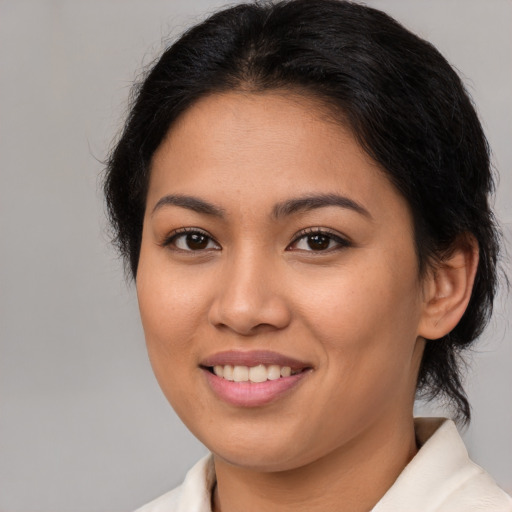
[212,364,298,382]
[280,366,291,378]
[267,365,281,380]
[249,364,267,383]
[223,365,234,381]
[233,365,249,382]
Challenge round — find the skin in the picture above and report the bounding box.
[136,91,478,512]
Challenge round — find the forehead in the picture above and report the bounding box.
[155,90,347,165]
[147,91,409,224]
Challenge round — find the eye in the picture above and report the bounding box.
[288,229,351,252]
[163,229,220,252]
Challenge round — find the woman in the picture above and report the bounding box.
[104,1,511,510]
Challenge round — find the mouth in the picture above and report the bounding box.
[204,364,305,382]
[200,350,312,407]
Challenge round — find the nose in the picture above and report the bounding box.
[208,251,292,336]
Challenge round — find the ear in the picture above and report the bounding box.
[418,236,479,340]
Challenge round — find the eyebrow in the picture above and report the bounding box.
[152,194,225,217]
[151,192,371,220]
[272,193,372,220]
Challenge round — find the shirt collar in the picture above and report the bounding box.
[174,418,475,512]
[372,417,475,511]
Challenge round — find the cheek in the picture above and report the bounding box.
[136,267,211,420]
[290,262,422,442]
[135,248,206,388]
[294,252,423,380]
[301,257,419,330]
[137,245,209,343]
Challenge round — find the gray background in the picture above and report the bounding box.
[0,1,510,511]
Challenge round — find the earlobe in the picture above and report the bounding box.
[418,236,479,340]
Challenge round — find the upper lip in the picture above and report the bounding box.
[200,350,311,370]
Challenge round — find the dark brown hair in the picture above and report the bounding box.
[104,0,501,423]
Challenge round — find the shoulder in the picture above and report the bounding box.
[134,455,215,512]
[373,418,512,512]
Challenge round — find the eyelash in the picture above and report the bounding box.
[162,226,351,254]
[161,228,220,252]
[287,228,352,253]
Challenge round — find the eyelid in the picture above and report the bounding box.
[161,227,221,251]
[287,227,352,251]
[160,226,350,252]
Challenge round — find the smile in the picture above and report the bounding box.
[201,350,312,407]
[210,364,302,382]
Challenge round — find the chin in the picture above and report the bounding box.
[212,444,309,473]
[194,418,334,473]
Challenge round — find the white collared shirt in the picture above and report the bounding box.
[135,418,512,512]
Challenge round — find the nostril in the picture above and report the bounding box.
[208,298,292,336]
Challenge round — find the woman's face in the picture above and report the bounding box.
[137,91,429,471]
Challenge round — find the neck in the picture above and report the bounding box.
[212,414,418,512]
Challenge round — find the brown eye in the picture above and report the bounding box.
[288,229,351,252]
[306,234,331,250]
[166,230,220,251]
[185,233,209,250]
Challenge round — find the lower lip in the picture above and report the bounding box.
[203,369,310,407]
